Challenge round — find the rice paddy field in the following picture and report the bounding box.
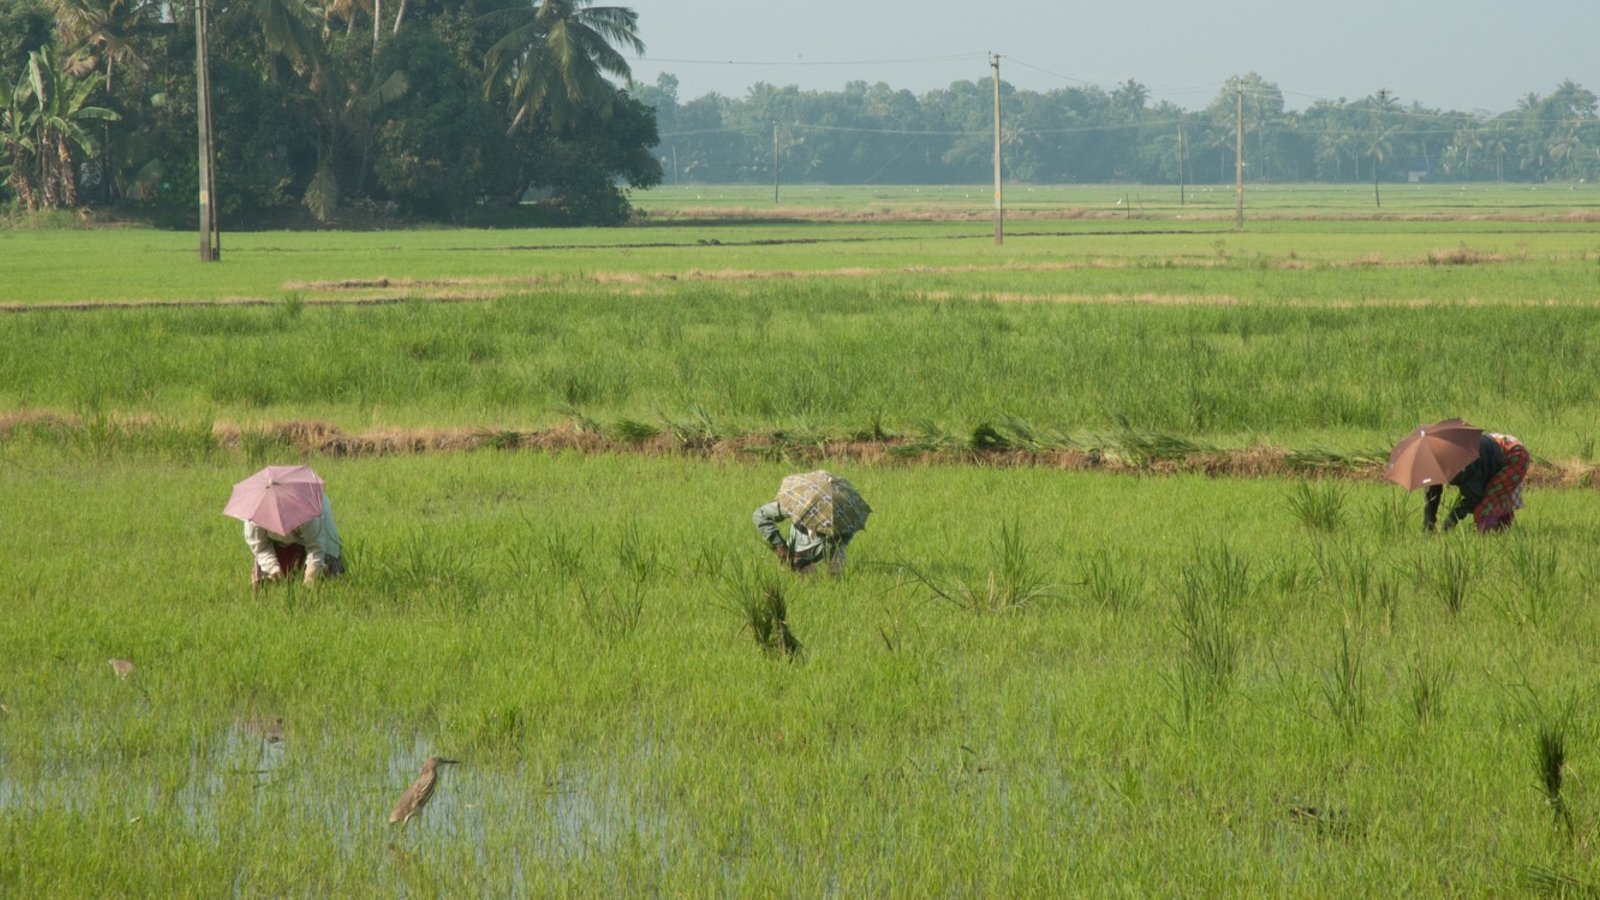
[4,184,1600,894]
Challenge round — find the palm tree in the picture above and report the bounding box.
[2,47,119,210]
[1450,125,1483,179]
[482,0,643,133]
[1548,129,1582,180]
[1483,123,1512,182]
[48,0,154,90]
[216,0,324,73]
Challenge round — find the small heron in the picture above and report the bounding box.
[388,756,458,826]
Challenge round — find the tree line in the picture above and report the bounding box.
[5,0,1599,229]
[1,0,661,225]
[638,72,1600,187]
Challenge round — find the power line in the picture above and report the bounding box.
[630,52,986,69]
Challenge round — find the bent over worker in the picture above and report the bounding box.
[1424,432,1529,533]
[752,470,871,576]
[246,493,346,586]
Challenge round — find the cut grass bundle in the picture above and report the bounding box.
[720,565,804,660]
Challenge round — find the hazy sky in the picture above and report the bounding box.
[621,0,1593,116]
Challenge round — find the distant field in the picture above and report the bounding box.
[632,181,1600,220]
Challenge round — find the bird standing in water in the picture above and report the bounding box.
[389,756,458,826]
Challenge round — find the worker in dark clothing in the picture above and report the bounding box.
[1424,432,1529,533]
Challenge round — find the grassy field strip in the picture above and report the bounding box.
[5,410,1599,490]
[8,248,1600,312]
[5,215,1600,304]
[6,449,1600,892]
[5,281,1599,455]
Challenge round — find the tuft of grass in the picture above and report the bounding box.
[1319,618,1365,737]
[616,519,667,584]
[1286,479,1347,533]
[1081,550,1144,613]
[720,566,803,660]
[906,519,1056,614]
[1417,537,1481,617]
[1406,655,1454,727]
[576,582,646,644]
[1500,536,1559,626]
[1170,543,1251,716]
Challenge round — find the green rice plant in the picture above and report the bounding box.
[1170,544,1251,713]
[1319,619,1365,737]
[1406,654,1454,727]
[369,529,483,606]
[1516,688,1581,838]
[537,525,587,583]
[1080,549,1144,613]
[1500,535,1559,626]
[1312,540,1373,611]
[1416,536,1482,617]
[1370,489,1413,539]
[576,582,646,644]
[719,564,803,660]
[908,519,1055,614]
[1373,573,1401,634]
[1286,479,1348,533]
[616,519,667,584]
[1521,864,1597,896]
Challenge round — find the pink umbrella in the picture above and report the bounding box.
[223,465,325,534]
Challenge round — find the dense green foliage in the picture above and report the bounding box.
[0,0,661,223]
[639,72,1600,187]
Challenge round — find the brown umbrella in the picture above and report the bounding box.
[223,465,325,534]
[1385,418,1483,490]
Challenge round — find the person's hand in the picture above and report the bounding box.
[303,563,320,585]
[774,546,791,566]
[264,568,285,581]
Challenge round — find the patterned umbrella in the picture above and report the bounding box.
[1385,419,1483,490]
[776,471,871,537]
[223,465,325,534]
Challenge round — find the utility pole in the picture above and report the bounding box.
[1177,125,1186,206]
[991,52,1003,245]
[1233,81,1244,231]
[772,123,779,206]
[1372,88,1389,209]
[195,0,218,261]
[672,145,678,187]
